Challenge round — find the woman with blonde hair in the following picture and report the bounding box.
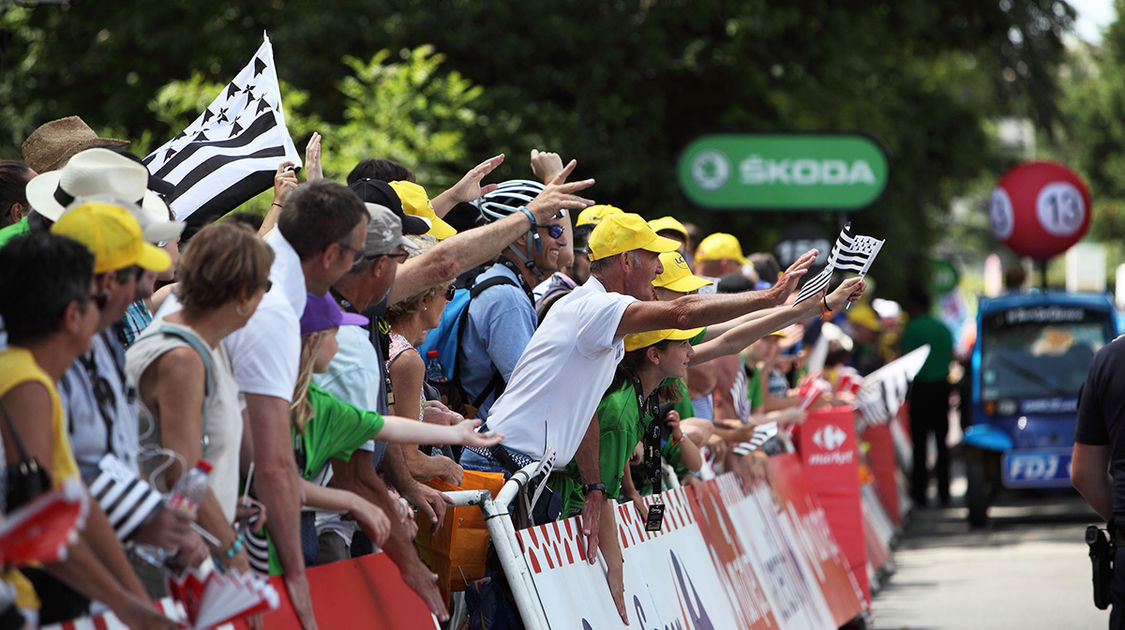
[385,235,463,485]
[127,222,274,577]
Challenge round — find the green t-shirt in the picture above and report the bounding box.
[267,383,384,575]
[552,383,651,517]
[0,217,30,250]
[900,313,953,383]
[746,361,765,412]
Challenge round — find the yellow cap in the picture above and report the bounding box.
[575,204,624,227]
[587,213,681,262]
[52,201,171,274]
[389,180,457,240]
[625,326,705,352]
[647,216,688,240]
[846,302,882,331]
[653,252,712,293]
[695,233,749,265]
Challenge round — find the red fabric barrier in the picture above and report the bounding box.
[863,423,902,527]
[797,406,870,606]
[231,553,436,629]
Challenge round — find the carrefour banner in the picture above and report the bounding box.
[677,133,889,210]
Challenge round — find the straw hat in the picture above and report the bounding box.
[21,116,129,174]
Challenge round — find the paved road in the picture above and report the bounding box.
[872,465,1108,629]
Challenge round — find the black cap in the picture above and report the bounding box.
[348,178,430,235]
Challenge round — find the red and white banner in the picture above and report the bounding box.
[796,406,870,605]
[517,461,864,628]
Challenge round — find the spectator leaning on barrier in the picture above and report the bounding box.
[127,222,274,586]
[315,162,594,621]
[464,211,822,625]
[460,179,568,420]
[0,228,177,629]
[51,201,211,610]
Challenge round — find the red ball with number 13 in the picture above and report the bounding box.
[988,161,1091,260]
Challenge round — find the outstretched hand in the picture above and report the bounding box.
[530,149,565,184]
[526,159,595,223]
[825,277,867,311]
[304,132,323,181]
[772,249,818,305]
[447,154,505,204]
[457,418,504,448]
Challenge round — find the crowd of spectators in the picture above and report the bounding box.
[0,114,945,630]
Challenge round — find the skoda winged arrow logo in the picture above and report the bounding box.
[691,150,731,190]
[812,425,847,451]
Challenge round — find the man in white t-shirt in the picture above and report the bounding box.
[224,179,367,630]
[313,172,596,619]
[470,212,818,625]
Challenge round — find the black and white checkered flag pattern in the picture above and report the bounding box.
[793,222,885,305]
[855,345,931,426]
[144,33,301,228]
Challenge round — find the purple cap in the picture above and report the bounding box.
[300,293,369,336]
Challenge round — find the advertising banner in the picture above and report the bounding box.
[797,407,869,604]
[768,453,867,626]
[862,423,902,527]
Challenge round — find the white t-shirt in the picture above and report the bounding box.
[156,229,305,402]
[486,276,636,464]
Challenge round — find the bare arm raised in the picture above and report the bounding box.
[389,160,594,305]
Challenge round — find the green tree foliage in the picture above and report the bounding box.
[0,0,1075,297]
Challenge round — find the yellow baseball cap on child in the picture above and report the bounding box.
[388,180,457,240]
[695,232,749,265]
[52,200,170,274]
[625,326,705,352]
[653,252,712,293]
[587,213,680,262]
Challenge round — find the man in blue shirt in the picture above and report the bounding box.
[458,180,569,418]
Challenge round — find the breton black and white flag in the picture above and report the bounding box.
[855,345,930,427]
[144,33,301,228]
[793,222,885,305]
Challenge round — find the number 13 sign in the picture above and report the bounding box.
[989,161,1091,260]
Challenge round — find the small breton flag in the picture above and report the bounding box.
[855,345,931,427]
[144,33,301,228]
[793,222,884,305]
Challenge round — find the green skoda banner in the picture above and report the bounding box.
[677,133,889,211]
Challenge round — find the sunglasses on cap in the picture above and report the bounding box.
[537,224,565,239]
[444,285,456,301]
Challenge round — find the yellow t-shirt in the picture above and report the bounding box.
[0,346,82,609]
[0,346,79,483]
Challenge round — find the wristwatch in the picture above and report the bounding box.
[581,482,607,496]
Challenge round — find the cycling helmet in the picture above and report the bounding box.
[474,179,546,223]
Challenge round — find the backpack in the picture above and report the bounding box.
[417,274,521,416]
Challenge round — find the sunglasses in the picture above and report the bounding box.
[537,225,565,239]
[444,285,456,301]
[88,290,108,310]
[262,279,273,293]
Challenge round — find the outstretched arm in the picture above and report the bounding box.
[390,160,595,304]
[431,154,505,217]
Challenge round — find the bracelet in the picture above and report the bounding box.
[223,534,244,559]
[581,482,607,497]
[271,202,283,208]
[672,433,686,445]
[518,206,537,231]
[821,295,833,317]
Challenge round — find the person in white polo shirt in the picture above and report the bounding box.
[463,211,819,625]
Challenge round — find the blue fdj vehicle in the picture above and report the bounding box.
[963,292,1117,527]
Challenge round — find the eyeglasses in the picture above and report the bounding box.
[537,225,565,239]
[262,279,273,293]
[88,290,108,310]
[380,251,409,264]
[444,285,456,301]
[337,241,363,263]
